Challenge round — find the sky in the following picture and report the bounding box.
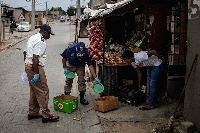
[4,0,90,11]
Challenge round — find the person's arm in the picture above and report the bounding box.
[62,57,68,74]
[32,54,39,74]
[85,48,97,78]
[135,67,142,90]
[62,57,67,68]
[88,65,97,79]
[85,48,100,82]
[23,51,26,61]
[147,50,161,58]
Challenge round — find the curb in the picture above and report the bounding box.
[0,30,39,52]
[80,84,103,133]
[7,31,38,48]
[1,22,55,51]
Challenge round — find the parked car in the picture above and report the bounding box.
[17,21,31,32]
[60,16,66,22]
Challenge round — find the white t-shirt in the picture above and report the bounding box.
[24,33,47,66]
[131,51,162,68]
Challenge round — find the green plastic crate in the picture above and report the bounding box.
[54,94,78,114]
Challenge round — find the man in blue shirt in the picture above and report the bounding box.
[61,42,100,105]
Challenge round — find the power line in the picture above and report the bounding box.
[36,0,44,6]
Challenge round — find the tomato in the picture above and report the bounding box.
[102,96,106,100]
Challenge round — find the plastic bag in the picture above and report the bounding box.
[21,72,28,84]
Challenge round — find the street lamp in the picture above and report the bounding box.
[31,0,35,30]
[45,1,49,24]
[77,0,81,18]
[25,0,35,30]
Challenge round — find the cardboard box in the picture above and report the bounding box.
[54,94,78,114]
[93,96,119,112]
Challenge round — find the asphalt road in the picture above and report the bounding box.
[0,22,102,133]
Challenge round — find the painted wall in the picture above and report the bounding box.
[14,9,24,23]
[25,12,46,26]
[25,11,31,24]
[184,0,200,130]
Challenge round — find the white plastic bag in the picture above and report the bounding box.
[21,72,28,84]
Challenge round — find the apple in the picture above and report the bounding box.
[102,96,106,100]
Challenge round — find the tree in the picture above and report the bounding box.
[58,7,63,12]
[67,6,76,16]
[50,7,56,11]
[50,7,66,15]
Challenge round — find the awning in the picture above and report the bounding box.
[79,0,134,22]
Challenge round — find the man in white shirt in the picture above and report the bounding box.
[23,25,59,123]
[122,50,164,110]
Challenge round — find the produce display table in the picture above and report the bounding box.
[98,64,138,96]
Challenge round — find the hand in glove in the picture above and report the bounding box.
[31,74,39,84]
[64,68,68,75]
[95,78,100,83]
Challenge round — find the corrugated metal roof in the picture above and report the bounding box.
[79,0,134,21]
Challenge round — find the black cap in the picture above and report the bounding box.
[40,24,54,35]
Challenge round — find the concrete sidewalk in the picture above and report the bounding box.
[0,27,39,51]
[79,37,189,133]
[0,21,56,51]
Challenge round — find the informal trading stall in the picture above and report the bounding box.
[86,1,148,106]
[79,0,187,106]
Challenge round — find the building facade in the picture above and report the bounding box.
[8,7,27,23]
[184,0,200,130]
[25,11,47,28]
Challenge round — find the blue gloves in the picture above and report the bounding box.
[31,74,39,84]
[95,78,100,83]
[64,68,68,75]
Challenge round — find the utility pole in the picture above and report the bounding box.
[77,0,81,18]
[31,0,35,30]
[45,1,48,24]
[53,7,54,20]
[0,0,2,42]
[70,0,73,7]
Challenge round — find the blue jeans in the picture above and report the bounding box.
[10,27,14,34]
[148,64,164,105]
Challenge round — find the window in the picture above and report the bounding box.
[169,1,187,66]
[168,1,187,76]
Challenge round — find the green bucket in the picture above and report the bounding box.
[92,82,104,93]
[65,71,76,79]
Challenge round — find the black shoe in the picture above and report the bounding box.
[65,92,70,95]
[28,114,42,120]
[80,99,89,105]
[80,93,89,105]
[42,116,59,123]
